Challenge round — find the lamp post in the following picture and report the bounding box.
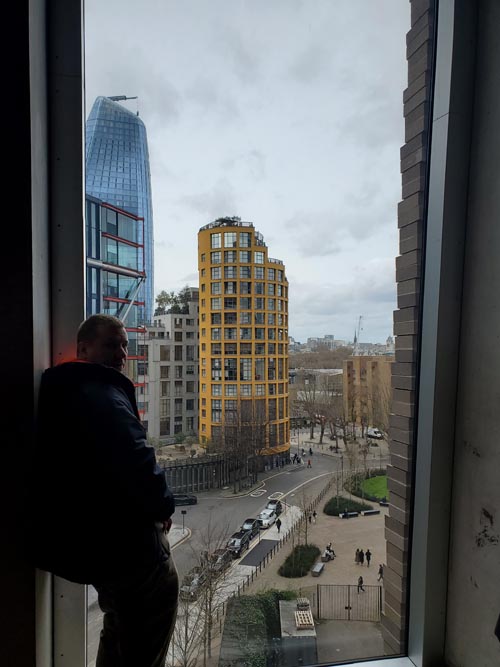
[181,509,187,534]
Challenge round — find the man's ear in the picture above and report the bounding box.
[76,340,88,359]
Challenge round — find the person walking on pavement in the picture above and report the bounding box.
[355,548,360,564]
[359,549,365,566]
[309,447,313,456]
[276,518,282,534]
[366,549,372,567]
[308,513,312,524]
[357,576,365,593]
[307,459,312,468]
[378,564,384,581]
[33,314,178,667]
[312,510,317,523]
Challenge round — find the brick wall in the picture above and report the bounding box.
[381,0,436,654]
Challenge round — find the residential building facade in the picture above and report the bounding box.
[85,195,147,407]
[140,289,199,441]
[86,96,155,322]
[198,218,290,460]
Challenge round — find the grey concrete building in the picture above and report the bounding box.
[141,288,199,442]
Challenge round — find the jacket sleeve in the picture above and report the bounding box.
[84,383,175,522]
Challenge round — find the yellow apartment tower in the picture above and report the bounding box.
[198,217,290,461]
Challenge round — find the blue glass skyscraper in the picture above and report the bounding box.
[85,96,154,322]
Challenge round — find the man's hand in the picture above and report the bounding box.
[162,518,172,534]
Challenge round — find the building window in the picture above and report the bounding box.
[224,265,237,278]
[201,268,206,277]
[277,270,283,281]
[224,297,237,309]
[224,231,237,247]
[212,384,222,396]
[255,342,265,355]
[211,399,222,422]
[239,250,251,263]
[201,253,206,262]
[175,366,183,379]
[240,358,252,381]
[160,381,170,397]
[239,231,252,247]
[255,328,265,340]
[211,251,221,263]
[224,358,238,380]
[240,327,252,340]
[255,266,264,279]
[186,399,195,411]
[254,312,265,324]
[240,343,252,355]
[175,346,182,361]
[160,366,169,378]
[255,282,264,295]
[224,250,237,263]
[268,313,276,325]
[211,232,221,248]
[224,281,237,294]
[211,328,221,340]
[160,399,170,417]
[211,312,221,324]
[186,381,195,393]
[174,331,182,341]
[254,251,264,264]
[240,281,251,294]
[211,267,221,279]
[224,342,237,355]
[225,327,237,340]
[160,346,170,361]
[211,298,221,310]
[240,265,251,278]
[267,283,275,295]
[211,281,221,294]
[267,298,275,310]
[240,297,251,310]
[240,312,251,324]
[240,384,252,396]
[225,384,237,396]
[255,298,265,310]
[255,384,265,396]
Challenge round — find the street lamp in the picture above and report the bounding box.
[181,509,187,534]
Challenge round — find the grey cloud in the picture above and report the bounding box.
[221,34,260,84]
[288,44,330,84]
[178,179,238,220]
[222,150,267,181]
[185,77,240,122]
[180,272,199,284]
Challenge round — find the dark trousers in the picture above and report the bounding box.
[94,531,178,667]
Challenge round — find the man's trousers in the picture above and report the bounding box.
[94,531,178,667]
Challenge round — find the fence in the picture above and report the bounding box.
[302,583,383,622]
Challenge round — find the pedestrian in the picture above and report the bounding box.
[276,518,282,533]
[378,564,384,581]
[309,447,313,456]
[307,459,312,468]
[308,513,312,524]
[33,314,178,667]
[355,548,360,564]
[302,448,305,457]
[359,549,365,565]
[366,549,372,567]
[357,575,365,593]
[312,510,317,523]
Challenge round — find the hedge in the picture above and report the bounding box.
[278,544,321,577]
[323,496,373,516]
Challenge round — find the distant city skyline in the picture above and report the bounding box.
[85,0,410,342]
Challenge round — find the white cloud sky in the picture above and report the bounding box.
[85,0,410,343]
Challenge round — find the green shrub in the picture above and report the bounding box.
[278,544,321,577]
[345,469,388,502]
[323,496,373,516]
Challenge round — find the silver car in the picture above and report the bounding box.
[258,508,277,528]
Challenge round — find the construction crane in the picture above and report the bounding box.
[353,315,363,355]
[107,95,138,102]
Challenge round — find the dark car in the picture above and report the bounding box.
[208,548,233,575]
[179,566,207,600]
[173,493,198,506]
[227,530,251,558]
[241,517,260,538]
[266,499,283,516]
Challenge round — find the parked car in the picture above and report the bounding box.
[367,428,383,439]
[241,517,260,538]
[208,548,233,574]
[265,499,283,516]
[179,566,207,600]
[226,530,251,558]
[173,493,198,506]
[258,508,277,528]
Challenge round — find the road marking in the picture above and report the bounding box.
[268,491,284,500]
[250,489,266,497]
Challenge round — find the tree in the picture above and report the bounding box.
[155,285,192,315]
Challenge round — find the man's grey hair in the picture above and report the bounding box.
[77,314,125,344]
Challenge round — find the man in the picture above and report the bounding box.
[34,314,178,667]
[357,575,365,593]
[276,517,282,534]
[365,548,372,567]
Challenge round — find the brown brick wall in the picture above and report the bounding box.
[381,0,436,654]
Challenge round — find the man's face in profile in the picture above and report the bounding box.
[78,325,128,372]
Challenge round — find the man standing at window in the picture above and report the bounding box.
[34,314,178,667]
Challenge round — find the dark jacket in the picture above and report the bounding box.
[33,361,175,584]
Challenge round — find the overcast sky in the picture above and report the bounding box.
[85,0,410,344]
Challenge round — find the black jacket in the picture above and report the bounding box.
[33,361,175,584]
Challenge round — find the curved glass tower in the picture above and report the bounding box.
[85,96,154,322]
